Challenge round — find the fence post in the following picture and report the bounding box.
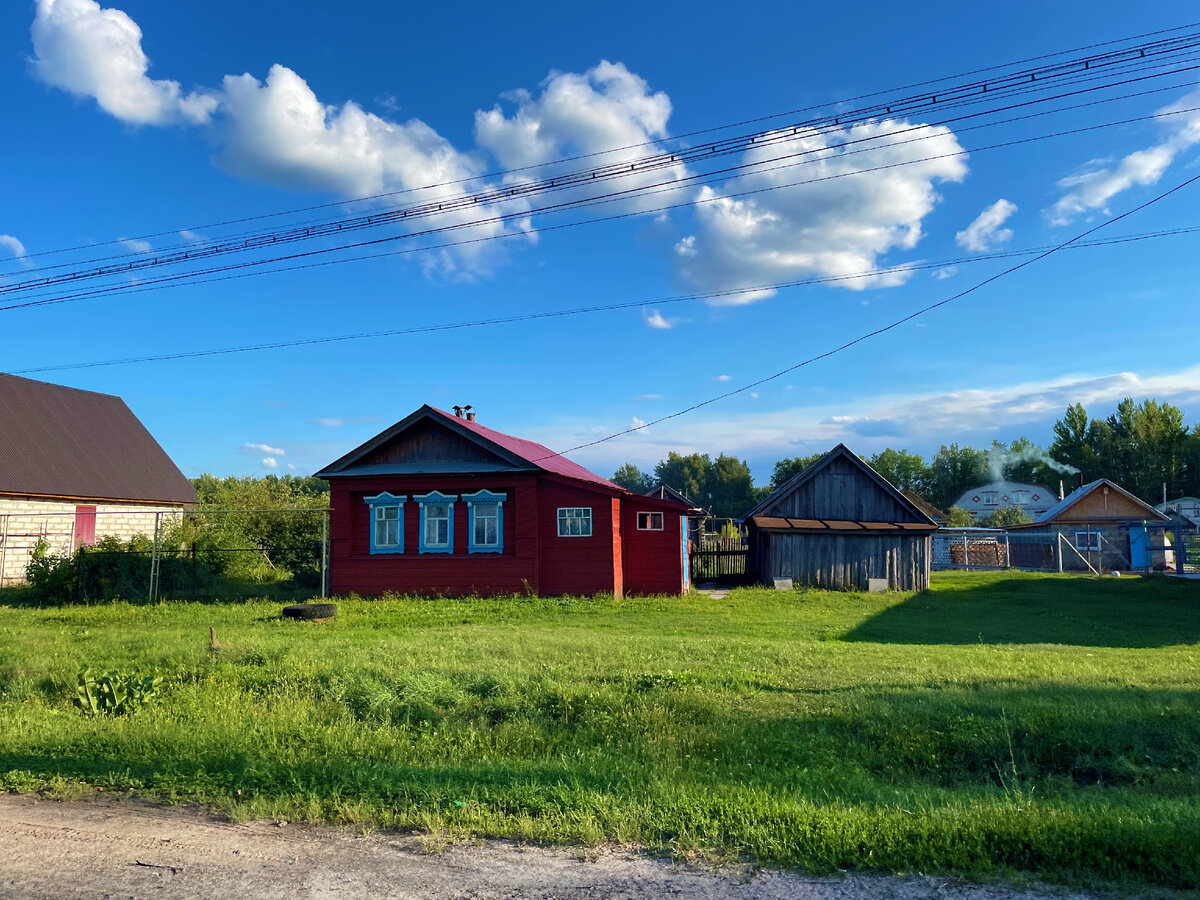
[1056,532,1063,573]
[962,533,969,570]
[320,510,328,599]
[0,513,7,589]
[149,511,162,603]
[1004,532,1011,568]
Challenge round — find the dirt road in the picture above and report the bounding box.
[0,794,1103,899]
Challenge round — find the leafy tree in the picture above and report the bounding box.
[610,463,655,494]
[945,506,974,527]
[1050,398,1192,501]
[977,505,1032,528]
[1050,404,1099,482]
[925,444,990,511]
[707,453,758,519]
[770,453,825,489]
[869,448,930,492]
[653,452,711,508]
[187,474,330,581]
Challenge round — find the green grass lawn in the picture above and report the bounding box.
[1,571,1198,890]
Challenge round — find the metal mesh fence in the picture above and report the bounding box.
[933,526,1193,574]
[0,507,328,602]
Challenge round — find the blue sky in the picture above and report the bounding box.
[3,0,1200,484]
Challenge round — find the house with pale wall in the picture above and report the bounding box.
[1156,496,1200,526]
[0,374,196,586]
[952,480,1058,520]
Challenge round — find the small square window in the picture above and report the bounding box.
[558,507,592,537]
[1074,531,1101,552]
[637,511,664,530]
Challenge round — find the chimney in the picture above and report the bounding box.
[452,405,464,418]
[466,411,476,422]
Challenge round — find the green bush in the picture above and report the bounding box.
[24,540,77,603]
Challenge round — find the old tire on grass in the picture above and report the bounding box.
[282,602,337,621]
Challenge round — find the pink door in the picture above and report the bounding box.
[74,506,97,549]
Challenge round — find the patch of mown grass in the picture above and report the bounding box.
[0,571,1197,892]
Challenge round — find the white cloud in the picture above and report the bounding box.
[241,442,285,456]
[630,416,647,430]
[713,374,731,382]
[1047,86,1200,226]
[474,61,689,214]
[643,308,674,330]
[119,237,152,254]
[287,463,297,470]
[0,234,29,266]
[216,64,534,277]
[29,6,696,279]
[531,364,1200,475]
[635,393,663,400]
[308,416,382,428]
[31,0,216,126]
[261,456,278,468]
[178,229,204,243]
[955,199,1016,251]
[933,266,958,280]
[674,119,968,302]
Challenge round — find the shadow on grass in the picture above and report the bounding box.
[843,574,1200,647]
[709,681,1199,795]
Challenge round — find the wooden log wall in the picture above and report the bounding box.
[762,532,930,591]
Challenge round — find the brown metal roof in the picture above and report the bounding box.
[0,374,196,504]
[750,516,938,534]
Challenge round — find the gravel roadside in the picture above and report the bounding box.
[0,794,1111,900]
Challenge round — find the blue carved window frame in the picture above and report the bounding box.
[463,489,505,554]
[364,492,406,554]
[415,491,457,554]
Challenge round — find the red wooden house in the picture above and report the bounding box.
[315,405,689,597]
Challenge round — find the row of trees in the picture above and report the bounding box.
[610,398,1200,518]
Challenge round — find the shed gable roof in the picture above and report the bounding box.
[0,374,196,504]
[1032,478,1169,524]
[743,443,935,525]
[315,405,625,492]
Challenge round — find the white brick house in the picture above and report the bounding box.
[0,375,195,586]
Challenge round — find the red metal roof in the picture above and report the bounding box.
[0,374,196,504]
[426,407,625,492]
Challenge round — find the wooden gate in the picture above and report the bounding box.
[689,534,749,585]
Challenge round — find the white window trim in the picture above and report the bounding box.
[414,491,458,554]
[637,511,664,531]
[463,489,505,554]
[364,492,406,555]
[1074,530,1101,552]
[557,506,592,537]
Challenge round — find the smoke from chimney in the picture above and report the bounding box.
[986,444,1079,483]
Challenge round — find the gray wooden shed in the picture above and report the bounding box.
[743,444,937,591]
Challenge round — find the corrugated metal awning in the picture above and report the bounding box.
[750,516,937,534]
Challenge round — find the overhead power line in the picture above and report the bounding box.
[538,173,1200,462]
[8,21,1200,267]
[5,100,1199,314]
[3,30,1199,294]
[12,222,1200,376]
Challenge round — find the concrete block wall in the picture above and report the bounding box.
[0,496,184,586]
